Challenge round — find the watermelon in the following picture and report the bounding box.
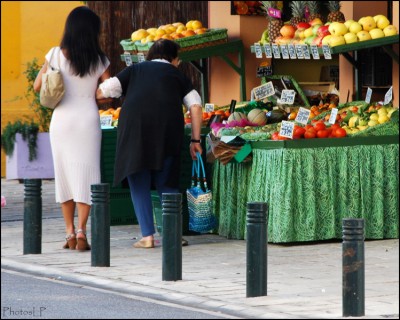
[247,108,267,126]
[227,112,247,123]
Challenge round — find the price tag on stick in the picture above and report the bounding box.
[288,44,297,59]
[100,115,113,128]
[263,44,273,58]
[123,53,132,66]
[328,108,339,124]
[252,82,275,100]
[295,45,304,59]
[254,43,263,58]
[137,53,145,63]
[302,45,311,59]
[365,88,372,104]
[279,120,295,139]
[205,103,215,112]
[310,45,320,59]
[322,45,332,59]
[384,86,393,105]
[280,90,296,105]
[272,44,281,58]
[295,107,311,125]
[280,45,289,59]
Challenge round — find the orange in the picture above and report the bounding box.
[235,1,248,15]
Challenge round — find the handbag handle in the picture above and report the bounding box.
[191,152,209,191]
[48,47,61,71]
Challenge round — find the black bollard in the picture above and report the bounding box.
[342,218,365,317]
[246,202,268,298]
[162,193,182,281]
[91,183,110,267]
[23,179,42,254]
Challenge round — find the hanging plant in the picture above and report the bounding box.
[1,119,39,161]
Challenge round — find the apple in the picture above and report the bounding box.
[317,25,330,37]
[359,16,376,31]
[304,35,317,45]
[294,28,305,39]
[280,24,296,38]
[312,35,324,47]
[312,24,322,35]
[383,25,398,36]
[328,22,348,36]
[344,32,358,44]
[357,30,372,41]
[303,27,314,38]
[321,35,332,45]
[297,22,311,30]
[349,22,362,34]
[374,14,390,29]
[369,28,385,39]
[328,35,345,47]
[309,18,323,26]
[344,19,356,29]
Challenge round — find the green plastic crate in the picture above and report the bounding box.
[109,188,137,226]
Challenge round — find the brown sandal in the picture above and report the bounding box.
[63,233,77,250]
[76,229,91,251]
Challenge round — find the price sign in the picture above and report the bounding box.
[137,53,146,63]
[254,43,263,58]
[310,45,320,59]
[288,44,297,59]
[365,87,372,104]
[279,120,295,139]
[302,45,311,59]
[205,103,215,112]
[263,43,273,58]
[295,107,311,125]
[295,45,304,59]
[123,53,132,66]
[322,45,332,59]
[280,45,290,59]
[280,89,296,104]
[100,115,113,128]
[253,82,275,100]
[256,66,273,78]
[384,86,393,105]
[328,108,339,124]
[272,44,281,59]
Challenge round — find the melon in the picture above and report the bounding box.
[227,112,247,123]
[247,108,267,126]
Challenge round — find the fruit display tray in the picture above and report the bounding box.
[120,28,228,53]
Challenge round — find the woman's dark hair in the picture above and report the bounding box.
[146,39,180,62]
[60,6,108,77]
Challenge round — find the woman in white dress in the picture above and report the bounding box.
[34,6,110,251]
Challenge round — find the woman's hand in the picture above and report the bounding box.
[189,104,203,159]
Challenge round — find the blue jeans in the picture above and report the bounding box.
[126,157,179,237]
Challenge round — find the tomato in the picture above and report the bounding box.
[271,131,280,140]
[277,135,288,140]
[330,123,341,131]
[314,122,326,131]
[304,129,317,139]
[304,124,313,131]
[317,129,329,138]
[334,127,347,138]
[351,106,359,113]
[293,126,306,139]
[325,127,333,136]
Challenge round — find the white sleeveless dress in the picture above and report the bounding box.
[46,47,110,205]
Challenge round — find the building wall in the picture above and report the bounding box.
[1,1,81,177]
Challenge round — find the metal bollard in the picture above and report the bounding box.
[162,193,182,281]
[23,179,42,254]
[91,183,110,267]
[342,218,365,317]
[246,202,268,298]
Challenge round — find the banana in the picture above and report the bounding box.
[260,28,269,45]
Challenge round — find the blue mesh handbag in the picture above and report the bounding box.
[186,152,217,233]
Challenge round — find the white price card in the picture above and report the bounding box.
[123,54,132,66]
[322,45,332,59]
[280,45,290,59]
[253,82,275,100]
[295,107,311,125]
[280,89,296,104]
[365,87,372,104]
[302,45,311,59]
[272,44,281,59]
[384,86,393,105]
[279,120,295,139]
[263,43,273,58]
[328,108,339,124]
[254,43,263,58]
[288,44,297,59]
[295,45,304,59]
[205,103,215,112]
[100,115,113,128]
[137,53,146,63]
[310,45,320,59]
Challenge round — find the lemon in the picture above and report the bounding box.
[378,115,389,124]
[377,108,388,116]
[368,120,379,127]
[369,113,379,121]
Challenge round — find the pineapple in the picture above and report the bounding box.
[260,1,284,44]
[290,1,306,27]
[326,1,345,22]
[306,1,324,23]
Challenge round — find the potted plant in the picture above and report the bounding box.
[1,58,54,180]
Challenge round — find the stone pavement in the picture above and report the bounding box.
[1,179,399,319]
